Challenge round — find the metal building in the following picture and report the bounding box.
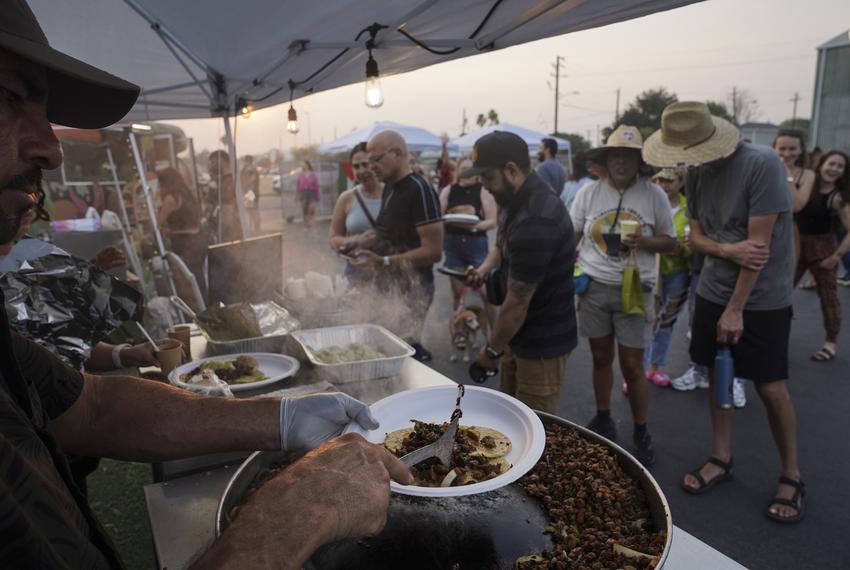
[811,30,850,151]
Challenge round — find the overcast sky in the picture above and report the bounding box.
[163,0,850,155]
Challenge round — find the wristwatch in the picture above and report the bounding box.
[485,344,504,360]
[383,255,390,268]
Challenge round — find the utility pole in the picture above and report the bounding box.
[790,92,801,127]
[615,88,621,124]
[586,129,592,143]
[596,124,601,147]
[550,55,566,134]
[731,86,738,124]
[461,108,469,136]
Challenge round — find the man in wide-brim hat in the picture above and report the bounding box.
[570,125,676,466]
[644,102,805,523]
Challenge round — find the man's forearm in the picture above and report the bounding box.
[488,294,529,352]
[690,232,729,259]
[55,375,280,461]
[638,235,676,254]
[727,267,760,313]
[392,244,441,268]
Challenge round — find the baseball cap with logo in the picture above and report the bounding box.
[0,0,140,128]
[460,131,531,178]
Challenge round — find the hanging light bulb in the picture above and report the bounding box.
[286,104,300,134]
[239,100,253,118]
[364,51,384,108]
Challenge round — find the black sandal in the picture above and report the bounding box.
[765,476,806,524]
[682,457,733,495]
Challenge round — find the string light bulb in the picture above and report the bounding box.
[364,47,384,108]
[286,104,300,134]
[238,98,252,118]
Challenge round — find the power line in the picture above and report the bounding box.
[569,54,815,78]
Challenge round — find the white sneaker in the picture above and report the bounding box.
[733,378,747,408]
[671,365,708,391]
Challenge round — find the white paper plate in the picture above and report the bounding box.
[345,385,545,497]
[168,353,300,393]
[443,213,479,226]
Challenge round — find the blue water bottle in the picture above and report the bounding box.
[714,346,734,409]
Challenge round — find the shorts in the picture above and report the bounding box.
[443,233,489,270]
[298,190,319,203]
[578,279,654,349]
[500,348,570,414]
[690,295,791,382]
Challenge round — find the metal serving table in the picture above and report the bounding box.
[143,336,746,569]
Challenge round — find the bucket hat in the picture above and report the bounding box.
[643,102,740,167]
[0,0,140,128]
[587,125,644,161]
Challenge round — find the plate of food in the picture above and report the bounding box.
[345,385,545,497]
[168,353,300,393]
[443,213,480,227]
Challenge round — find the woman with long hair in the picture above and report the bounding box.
[296,160,320,229]
[793,150,850,361]
[157,167,206,300]
[773,129,815,270]
[329,142,384,282]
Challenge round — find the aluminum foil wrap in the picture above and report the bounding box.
[0,238,144,369]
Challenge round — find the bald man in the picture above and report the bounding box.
[348,130,443,361]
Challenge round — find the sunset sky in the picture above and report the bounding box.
[163,0,850,155]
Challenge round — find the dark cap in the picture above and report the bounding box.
[460,131,530,177]
[0,0,140,128]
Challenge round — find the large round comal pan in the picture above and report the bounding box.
[216,412,673,569]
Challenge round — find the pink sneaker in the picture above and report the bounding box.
[647,369,671,387]
[621,380,629,395]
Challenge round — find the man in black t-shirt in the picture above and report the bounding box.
[350,130,443,361]
[465,132,578,413]
[0,3,410,568]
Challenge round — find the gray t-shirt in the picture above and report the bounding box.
[536,159,565,194]
[687,143,793,310]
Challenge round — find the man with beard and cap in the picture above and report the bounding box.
[349,129,443,362]
[570,125,676,466]
[0,2,411,567]
[644,101,804,523]
[535,137,566,194]
[463,131,577,414]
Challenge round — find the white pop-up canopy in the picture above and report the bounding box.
[29,0,702,122]
[317,121,456,155]
[451,123,572,154]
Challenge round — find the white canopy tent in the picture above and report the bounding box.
[28,0,702,240]
[451,123,572,154]
[317,121,456,155]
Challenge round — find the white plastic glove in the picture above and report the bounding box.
[280,393,379,452]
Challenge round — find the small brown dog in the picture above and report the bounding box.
[449,305,489,362]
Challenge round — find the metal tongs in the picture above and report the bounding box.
[400,385,465,468]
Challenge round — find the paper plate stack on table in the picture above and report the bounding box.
[443,213,480,228]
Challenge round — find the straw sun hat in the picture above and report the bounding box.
[586,125,644,160]
[643,102,740,168]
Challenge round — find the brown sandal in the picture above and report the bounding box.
[682,457,733,495]
[765,476,806,524]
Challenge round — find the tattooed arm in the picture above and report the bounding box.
[478,276,538,364]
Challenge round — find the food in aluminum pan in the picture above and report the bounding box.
[384,420,511,487]
[311,342,386,364]
[515,424,665,569]
[180,355,267,385]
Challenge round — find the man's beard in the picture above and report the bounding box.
[537,152,545,163]
[491,173,518,208]
[0,168,42,244]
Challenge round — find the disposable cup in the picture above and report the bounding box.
[167,325,192,361]
[619,219,640,236]
[155,338,184,375]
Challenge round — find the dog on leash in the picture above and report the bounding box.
[449,305,489,362]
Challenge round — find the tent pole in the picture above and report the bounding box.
[105,146,149,298]
[128,131,180,301]
[222,115,249,240]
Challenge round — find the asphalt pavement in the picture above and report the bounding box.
[266,206,850,570]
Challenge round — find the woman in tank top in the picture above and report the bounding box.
[793,150,850,361]
[773,129,815,272]
[438,157,497,343]
[329,142,384,282]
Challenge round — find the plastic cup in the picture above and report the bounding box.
[167,325,192,362]
[619,219,640,237]
[155,338,184,375]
